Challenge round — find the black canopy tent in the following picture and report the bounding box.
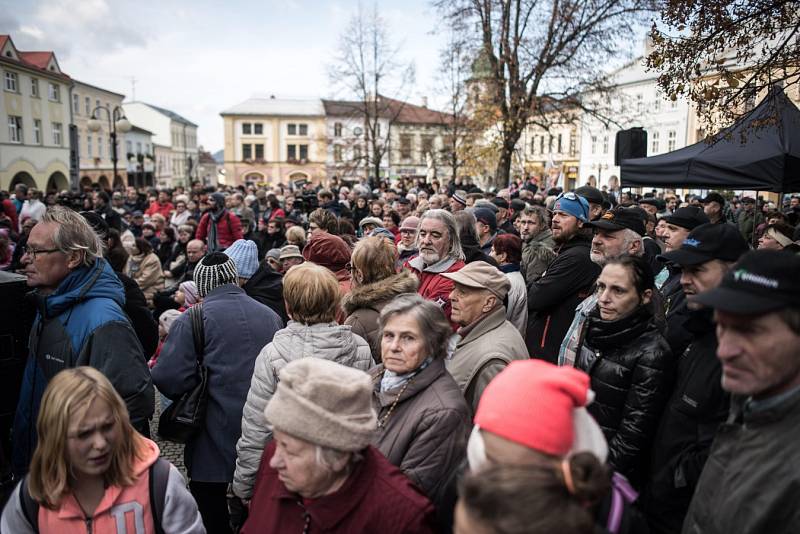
[620,89,800,193]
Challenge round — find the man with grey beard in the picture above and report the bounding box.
[404,209,466,325]
[557,207,646,367]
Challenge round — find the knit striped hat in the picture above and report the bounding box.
[193,252,238,297]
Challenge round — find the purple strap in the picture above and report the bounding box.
[607,472,639,533]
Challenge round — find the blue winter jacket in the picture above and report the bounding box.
[12,258,155,477]
[152,283,282,482]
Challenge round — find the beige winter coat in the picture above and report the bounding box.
[446,305,529,413]
[125,251,163,306]
[342,270,419,363]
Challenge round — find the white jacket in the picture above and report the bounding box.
[232,321,372,499]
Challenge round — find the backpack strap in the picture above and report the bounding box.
[189,304,205,364]
[19,475,39,532]
[149,458,171,534]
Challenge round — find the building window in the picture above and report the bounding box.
[557,134,563,154]
[636,94,644,113]
[254,123,263,135]
[287,124,297,135]
[136,142,142,154]
[242,143,252,160]
[548,135,553,153]
[530,136,536,155]
[97,136,103,158]
[400,134,412,159]
[84,96,90,115]
[602,135,609,154]
[4,71,18,92]
[33,119,41,144]
[334,122,342,137]
[287,144,296,160]
[299,124,308,136]
[72,93,79,114]
[95,99,100,111]
[569,131,576,157]
[375,122,381,138]
[242,123,252,135]
[670,98,678,110]
[126,140,133,154]
[48,83,60,102]
[353,145,361,160]
[87,135,92,157]
[539,136,545,154]
[334,145,343,162]
[421,135,434,156]
[653,98,661,113]
[591,136,597,155]
[651,131,660,153]
[31,78,39,98]
[8,116,22,143]
[668,130,676,151]
[299,144,308,160]
[254,143,264,159]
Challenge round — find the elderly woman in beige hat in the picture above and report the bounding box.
[370,294,470,508]
[240,358,437,533]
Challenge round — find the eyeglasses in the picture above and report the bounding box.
[23,247,60,260]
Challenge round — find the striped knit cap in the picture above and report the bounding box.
[193,252,238,297]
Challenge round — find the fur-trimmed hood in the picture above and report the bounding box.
[341,270,419,315]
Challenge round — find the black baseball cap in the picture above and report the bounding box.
[587,207,646,236]
[741,196,756,204]
[691,250,800,314]
[491,197,510,210]
[574,186,604,206]
[639,197,660,207]
[662,206,710,230]
[659,223,749,266]
[473,207,497,231]
[701,192,726,206]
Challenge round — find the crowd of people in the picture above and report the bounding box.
[1,175,800,534]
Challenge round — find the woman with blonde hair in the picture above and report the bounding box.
[342,236,419,362]
[231,262,372,509]
[1,366,204,533]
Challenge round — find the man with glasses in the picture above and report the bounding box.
[525,192,600,362]
[11,206,154,479]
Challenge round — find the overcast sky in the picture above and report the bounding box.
[1,0,448,152]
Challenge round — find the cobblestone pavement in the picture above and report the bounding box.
[150,391,187,479]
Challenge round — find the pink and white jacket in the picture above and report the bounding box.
[1,438,205,534]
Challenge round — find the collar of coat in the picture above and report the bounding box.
[341,270,419,315]
[455,306,507,348]
[371,357,447,407]
[407,254,459,274]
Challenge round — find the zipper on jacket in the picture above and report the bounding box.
[85,517,93,534]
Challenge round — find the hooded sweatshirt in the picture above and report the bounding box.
[232,321,372,499]
[1,438,205,534]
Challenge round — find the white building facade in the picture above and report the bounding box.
[122,101,198,188]
[578,56,691,189]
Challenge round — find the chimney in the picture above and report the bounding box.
[421,96,428,108]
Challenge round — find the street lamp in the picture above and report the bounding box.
[87,105,132,187]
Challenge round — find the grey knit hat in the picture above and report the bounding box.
[193,252,238,297]
[264,358,376,451]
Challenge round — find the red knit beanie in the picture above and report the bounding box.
[474,359,591,457]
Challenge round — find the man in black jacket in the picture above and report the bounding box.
[658,206,710,356]
[526,192,599,363]
[643,223,748,534]
[681,250,800,534]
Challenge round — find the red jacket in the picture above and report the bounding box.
[145,201,174,219]
[196,210,244,250]
[404,255,465,329]
[242,442,437,534]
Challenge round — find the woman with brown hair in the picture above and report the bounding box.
[456,456,610,534]
[1,367,203,533]
[342,236,419,362]
[125,236,164,307]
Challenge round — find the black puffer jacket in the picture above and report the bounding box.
[576,305,674,486]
